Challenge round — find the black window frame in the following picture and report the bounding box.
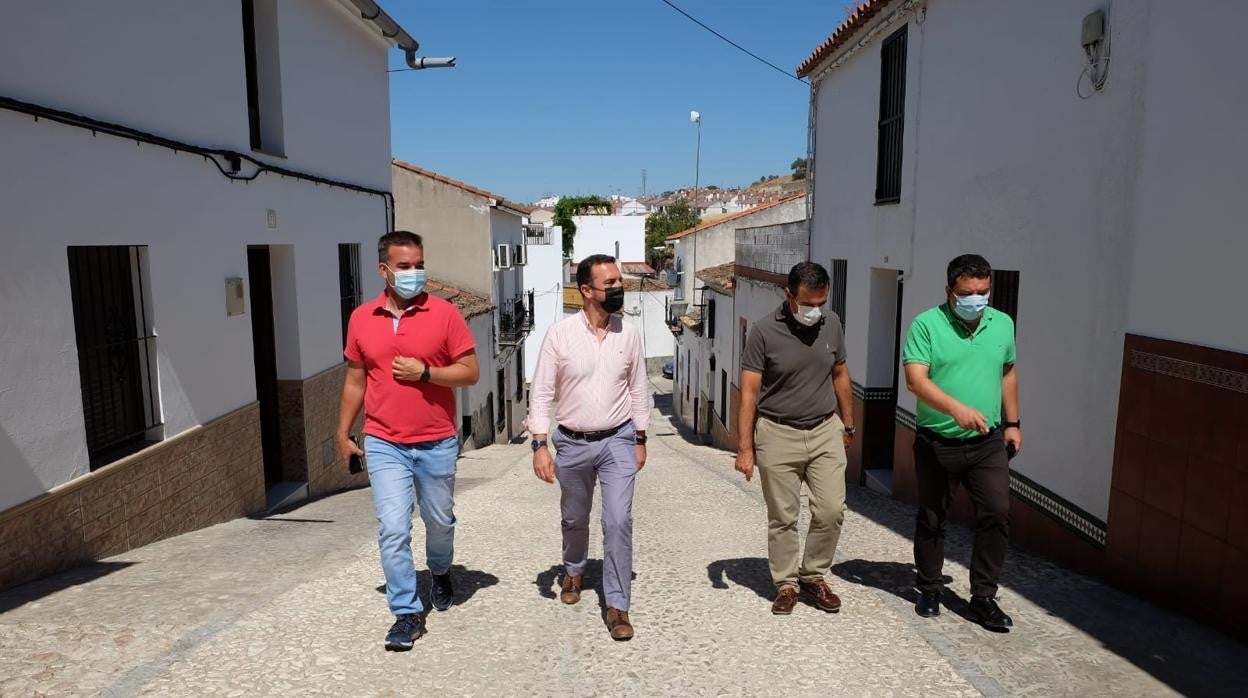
[241,0,262,150]
[875,25,908,204]
[67,245,162,467]
[831,258,848,331]
[337,243,362,349]
[990,269,1021,329]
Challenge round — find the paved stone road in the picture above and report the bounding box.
[2,380,1246,696]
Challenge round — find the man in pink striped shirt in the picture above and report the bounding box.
[527,254,652,641]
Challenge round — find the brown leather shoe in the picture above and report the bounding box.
[606,608,634,641]
[800,579,842,613]
[771,586,799,615]
[559,574,583,605]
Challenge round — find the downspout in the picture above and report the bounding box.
[345,0,455,69]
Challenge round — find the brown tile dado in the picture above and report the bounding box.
[0,403,264,592]
[293,363,368,499]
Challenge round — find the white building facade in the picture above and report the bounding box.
[0,0,423,590]
[800,0,1248,636]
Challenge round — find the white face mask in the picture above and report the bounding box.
[793,303,823,327]
[952,292,990,321]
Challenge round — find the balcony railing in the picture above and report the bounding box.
[498,290,535,346]
[524,223,555,246]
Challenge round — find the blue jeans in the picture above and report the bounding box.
[365,434,459,616]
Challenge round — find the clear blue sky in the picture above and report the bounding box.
[384,1,853,203]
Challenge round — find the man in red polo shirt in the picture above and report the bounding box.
[336,230,479,651]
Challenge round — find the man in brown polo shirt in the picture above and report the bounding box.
[736,261,856,615]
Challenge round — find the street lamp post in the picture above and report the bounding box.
[690,110,701,307]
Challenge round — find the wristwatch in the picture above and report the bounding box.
[844,425,857,436]
[1004,420,1021,429]
[419,365,431,383]
[634,434,648,446]
[531,439,548,452]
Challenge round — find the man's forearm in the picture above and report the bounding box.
[337,383,365,438]
[834,372,854,426]
[1002,368,1020,422]
[738,400,758,451]
[430,362,477,388]
[909,375,966,417]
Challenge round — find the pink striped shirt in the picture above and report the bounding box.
[526,311,652,435]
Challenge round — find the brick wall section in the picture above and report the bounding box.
[296,363,368,499]
[0,404,264,592]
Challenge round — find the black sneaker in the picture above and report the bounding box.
[969,595,1013,631]
[384,614,425,651]
[915,590,941,618]
[431,572,455,612]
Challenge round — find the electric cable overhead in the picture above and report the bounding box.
[659,0,808,85]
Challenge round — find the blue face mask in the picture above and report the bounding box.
[952,292,990,321]
[385,266,426,299]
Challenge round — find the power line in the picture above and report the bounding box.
[659,0,808,85]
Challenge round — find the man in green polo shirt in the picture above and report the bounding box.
[902,254,1022,631]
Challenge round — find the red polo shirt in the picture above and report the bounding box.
[344,291,475,444]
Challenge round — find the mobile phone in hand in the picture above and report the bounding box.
[1006,442,1018,460]
[349,434,365,473]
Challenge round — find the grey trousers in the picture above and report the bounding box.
[551,422,637,611]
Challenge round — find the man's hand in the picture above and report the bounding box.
[951,403,989,433]
[636,445,647,472]
[533,445,556,484]
[735,448,756,481]
[336,432,363,471]
[842,429,854,450]
[392,356,426,383]
[1004,427,1023,456]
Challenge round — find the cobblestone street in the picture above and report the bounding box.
[1,381,1245,697]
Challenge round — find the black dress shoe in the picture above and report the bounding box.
[969,596,1013,631]
[915,590,941,618]
[384,614,426,651]
[431,572,455,611]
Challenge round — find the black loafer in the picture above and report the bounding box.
[431,572,455,612]
[384,614,425,651]
[915,590,941,618]
[969,596,1013,631]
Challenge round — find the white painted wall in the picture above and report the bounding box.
[622,289,675,360]
[804,0,1243,520]
[570,215,645,264]
[458,313,496,449]
[0,1,392,511]
[522,227,565,383]
[735,278,786,378]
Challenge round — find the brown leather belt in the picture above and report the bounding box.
[558,421,630,442]
[764,413,835,431]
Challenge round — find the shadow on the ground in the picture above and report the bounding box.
[373,565,499,608]
[536,560,636,621]
[839,486,1248,696]
[707,557,772,600]
[0,561,136,615]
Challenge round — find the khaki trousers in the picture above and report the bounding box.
[755,414,848,590]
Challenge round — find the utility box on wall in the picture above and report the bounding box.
[225,277,246,316]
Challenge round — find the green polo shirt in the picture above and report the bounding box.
[902,304,1015,439]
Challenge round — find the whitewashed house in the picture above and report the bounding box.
[569,214,646,265]
[391,161,534,446]
[800,0,1248,636]
[0,0,436,590]
[522,222,566,384]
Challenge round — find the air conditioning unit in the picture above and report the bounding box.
[496,243,513,269]
[513,242,527,266]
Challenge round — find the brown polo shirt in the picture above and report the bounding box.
[741,303,846,427]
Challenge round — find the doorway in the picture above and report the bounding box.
[247,246,283,487]
[862,268,904,493]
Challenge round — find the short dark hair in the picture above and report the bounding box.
[787,261,829,295]
[378,230,423,263]
[946,254,992,288]
[576,254,617,288]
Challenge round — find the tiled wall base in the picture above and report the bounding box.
[278,363,369,499]
[0,404,264,591]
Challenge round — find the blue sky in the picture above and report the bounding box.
[384,1,853,203]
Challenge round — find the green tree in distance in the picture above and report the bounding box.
[644,200,700,270]
[552,196,613,254]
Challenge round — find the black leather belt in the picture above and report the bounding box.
[764,413,835,431]
[558,421,629,442]
[918,426,999,446]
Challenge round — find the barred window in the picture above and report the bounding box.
[875,26,908,204]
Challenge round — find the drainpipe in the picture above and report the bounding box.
[346,0,456,69]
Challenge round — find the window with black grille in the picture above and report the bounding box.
[831,258,848,330]
[990,269,1021,328]
[338,243,362,348]
[875,26,908,204]
[719,369,728,424]
[67,246,161,467]
[705,297,716,339]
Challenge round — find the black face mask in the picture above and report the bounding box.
[601,286,625,313]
